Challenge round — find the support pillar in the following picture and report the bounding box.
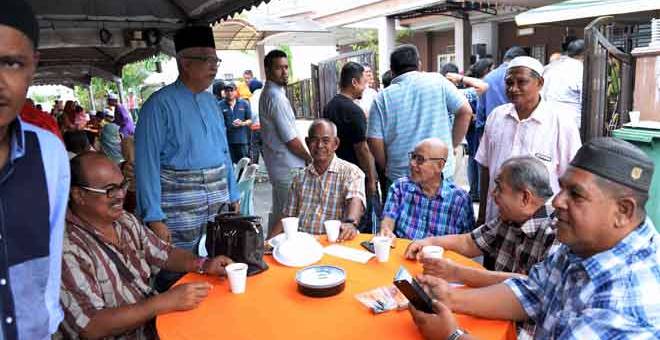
[256,43,266,81]
[378,16,396,78]
[116,79,125,107]
[454,16,472,73]
[88,85,96,112]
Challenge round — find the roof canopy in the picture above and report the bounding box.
[29,0,270,86]
[515,0,660,26]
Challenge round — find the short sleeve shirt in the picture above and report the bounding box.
[323,94,367,167]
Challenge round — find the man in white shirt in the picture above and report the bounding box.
[357,63,378,118]
[542,39,584,128]
[476,56,581,224]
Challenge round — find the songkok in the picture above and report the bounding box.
[174,26,215,53]
[570,137,654,193]
[507,56,544,78]
[1,0,39,48]
[107,93,118,101]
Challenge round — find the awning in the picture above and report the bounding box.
[515,0,660,26]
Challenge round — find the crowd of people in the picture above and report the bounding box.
[1,0,659,339]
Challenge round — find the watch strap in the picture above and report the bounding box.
[447,328,466,340]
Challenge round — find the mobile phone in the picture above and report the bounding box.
[360,241,375,253]
[393,278,435,314]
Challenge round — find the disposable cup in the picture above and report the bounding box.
[422,245,444,260]
[629,111,641,123]
[282,217,299,240]
[226,263,248,294]
[324,220,341,242]
[372,236,392,262]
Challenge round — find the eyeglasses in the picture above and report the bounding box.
[182,55,222,66]
[408,152,446,165]
[76,179,130,198]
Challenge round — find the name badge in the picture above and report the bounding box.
[535,153,552,162]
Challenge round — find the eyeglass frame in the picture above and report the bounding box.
[408,152,446,165]
[75,179,130,198]
[181,55,222,66]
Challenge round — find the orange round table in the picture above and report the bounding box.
[156,234,516,340]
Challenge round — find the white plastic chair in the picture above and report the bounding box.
[238,164,258,216]
[234,157,251,181]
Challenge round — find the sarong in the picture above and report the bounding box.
[160,165,230,251]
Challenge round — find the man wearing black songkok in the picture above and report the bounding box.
[0,1,72,340]
[408,137,660,340]
[135,26,240,292]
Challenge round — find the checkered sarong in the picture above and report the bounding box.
[160,165,229,251]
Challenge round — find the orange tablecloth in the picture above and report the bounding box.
[157,234,516,340]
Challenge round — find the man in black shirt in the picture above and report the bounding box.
[323,62,379,232]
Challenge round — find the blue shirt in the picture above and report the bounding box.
[218,99,252,144]
[135,79,239,223]
[477,62,509,128]
[505,219,660,339]
[382,177,475,240]
[0,119,69,339]
[367,71,467,181]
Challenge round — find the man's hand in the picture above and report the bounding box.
[444,72,463,85]
[149,221,171,243]
[409,299,459,340]
[157,282,213,313]
[338,223,358,241]
[229,201,240,213]
[232,119,242,127]
[379,225,395,239]
[205,255,233,276]
[404,238,433,260]
[422,258,461,282]
[416,274,452,307]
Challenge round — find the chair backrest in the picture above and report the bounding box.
[239,163,258,182]
[234,157,251,181]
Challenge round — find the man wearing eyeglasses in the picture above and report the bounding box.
[60,152,233,339]
[135,26,239,291]
[380,138,474,240]
[0,1,71,339]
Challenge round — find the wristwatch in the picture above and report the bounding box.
[195,257,209,274]
[342,218,358,227]
[447,328,466,340]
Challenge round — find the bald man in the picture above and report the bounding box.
[380,138,475,240]
[60,152,234,339]
[273,119,365,241]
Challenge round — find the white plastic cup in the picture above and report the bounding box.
[422,245,444,260]
[282,217,299,240]
[324,220,341,242]
[226,263,248,294]
[372,236,392,262]
[629,111,641,123]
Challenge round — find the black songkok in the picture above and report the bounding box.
[1,0,39,48]
[570,137,654,193]
[174,26,215,53]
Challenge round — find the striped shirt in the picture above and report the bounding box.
[367,71,467,181]
[505,218,660,339]
[283,156,366,235]
[59,210,173,339]
[383,177,475,240]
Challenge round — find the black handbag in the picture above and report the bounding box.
[205,211,268,276]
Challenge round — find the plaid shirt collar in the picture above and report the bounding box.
[407,176,449,200]
[568,218,656,281]
[307,154,340,177]
[519,203,555,236]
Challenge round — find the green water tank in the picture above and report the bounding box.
[612,125,660,232]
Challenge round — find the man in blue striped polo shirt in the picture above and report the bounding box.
[367,44,473,188]
[380,138,474,240]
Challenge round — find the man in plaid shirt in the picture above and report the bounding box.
[409,138,660,340]
[274,119,365,240]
